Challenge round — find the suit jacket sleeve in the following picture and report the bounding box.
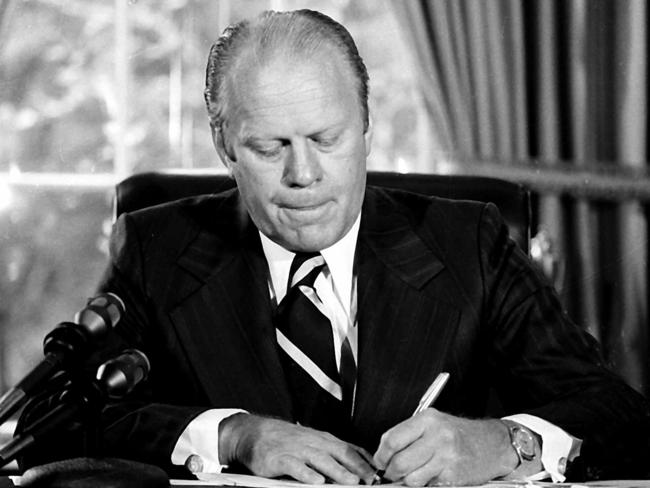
[477,203,650,479]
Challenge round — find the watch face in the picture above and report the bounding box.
[513,427,536,459]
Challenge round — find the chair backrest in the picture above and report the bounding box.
[114,171,531,252]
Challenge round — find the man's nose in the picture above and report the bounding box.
[282,140,323,187]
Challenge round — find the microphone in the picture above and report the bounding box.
[96,349,150,399]
[73,293,125,339]
[0,349,150,468]
[0,293,125,427]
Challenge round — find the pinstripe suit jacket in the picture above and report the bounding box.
[24,186,650,479]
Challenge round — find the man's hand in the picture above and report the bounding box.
[219,413,376,484]
[373,409,526,486]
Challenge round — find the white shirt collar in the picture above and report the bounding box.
[259,214,361,311]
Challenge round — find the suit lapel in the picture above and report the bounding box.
[352,188,461,448]
[158,187,465,442]
[168,192,292,418]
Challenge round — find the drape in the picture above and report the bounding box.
[391,0,649,394]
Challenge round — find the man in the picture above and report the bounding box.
[21,9,650,485]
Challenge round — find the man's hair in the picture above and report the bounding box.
[204,9,370,131]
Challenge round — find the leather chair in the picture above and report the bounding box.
[114,171,531,253]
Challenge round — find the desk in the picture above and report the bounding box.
[177,481,650,488]
[3,475,650,488]
[168,482,650,488]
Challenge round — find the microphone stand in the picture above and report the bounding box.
[6,349,167,488]
[0,349,150,469]
[0,373,103,468]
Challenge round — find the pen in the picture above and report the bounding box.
[370,372,450,485]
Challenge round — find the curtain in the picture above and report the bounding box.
[392,0,649,394]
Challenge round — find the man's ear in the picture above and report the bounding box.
[364,115,373,157]
[211,125,235,174]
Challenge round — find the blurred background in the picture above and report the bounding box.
[0,0,648,417]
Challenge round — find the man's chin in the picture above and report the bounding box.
[277,227,343,253]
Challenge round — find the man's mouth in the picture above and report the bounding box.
[285,203,325,211]
[280,200,332,220]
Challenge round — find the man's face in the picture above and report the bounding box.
[215,52,372,252]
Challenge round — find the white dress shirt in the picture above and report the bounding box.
[172,215,579,480]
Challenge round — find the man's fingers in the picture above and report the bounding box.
[304,449,361,485]
[401,454,446,487]
[374,414,427,469]
[333,444,376,483]
[349,443,374,465]
[278,455,326,485]
[382,435,434,482]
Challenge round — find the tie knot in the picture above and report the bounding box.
[288,252,325,289]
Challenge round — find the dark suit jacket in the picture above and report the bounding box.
[20,186,650,479]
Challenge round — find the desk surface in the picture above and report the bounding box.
[175,479,650,488]
[4,474,650,488]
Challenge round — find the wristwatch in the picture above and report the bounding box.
[503,420,537,465]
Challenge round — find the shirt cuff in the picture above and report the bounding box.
[171,408,248,474]
[504,413,582,482]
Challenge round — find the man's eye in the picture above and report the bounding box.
[254,145,282,158]
[313,135,338,148]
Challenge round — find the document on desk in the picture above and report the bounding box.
[172,472,378,487]
[170,474,650,488]
[169,472,553,488]
[171,472,405,487]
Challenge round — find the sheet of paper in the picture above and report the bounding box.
[169,473,650,488]
[170,472,543,488]
[174,472,382,487]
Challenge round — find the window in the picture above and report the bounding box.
[0,0,425,390]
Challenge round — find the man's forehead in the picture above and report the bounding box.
[235,47,350,94]
[225,52,360,133]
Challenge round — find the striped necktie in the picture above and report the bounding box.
[275,252,356,428]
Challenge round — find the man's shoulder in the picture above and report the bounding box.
[363,185,496,259]
[364,185,487,225]
[127,187,236,219]
[114,188,242,253]
[124,188,237,228]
